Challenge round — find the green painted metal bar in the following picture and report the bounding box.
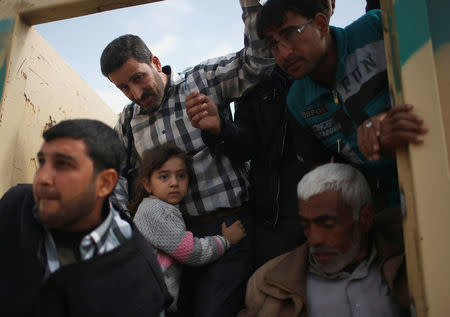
[0,18,14,105]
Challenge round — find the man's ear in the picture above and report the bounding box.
[95,169,118,199]
[313,12,330,36]
[150,55,162,72]
[142,177,152,194]
[359,204,375,232]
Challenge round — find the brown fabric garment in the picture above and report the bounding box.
[238,207,410,317]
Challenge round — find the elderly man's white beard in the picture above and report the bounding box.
[310,224,365,275]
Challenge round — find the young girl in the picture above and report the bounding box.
[128,143,246,313]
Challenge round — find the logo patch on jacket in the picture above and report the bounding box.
[301,104,328,119]
[311,118,342,139]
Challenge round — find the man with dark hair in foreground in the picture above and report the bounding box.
[0,119,170,316]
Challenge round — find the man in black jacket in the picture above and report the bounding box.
[0,119,171,316]
[185,3,335,269]
[187,68,331,269]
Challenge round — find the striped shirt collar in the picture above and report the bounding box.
[34,202,132,274]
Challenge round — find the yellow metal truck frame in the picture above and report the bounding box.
[1,0,449,315]
[381,0,450,315]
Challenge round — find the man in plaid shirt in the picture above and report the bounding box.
[100,1,273,316]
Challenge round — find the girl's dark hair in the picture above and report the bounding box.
[127,143,193,214]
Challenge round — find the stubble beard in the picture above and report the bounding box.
[311,225,364,275]
[138,68,165,112]
[38,181,99,231]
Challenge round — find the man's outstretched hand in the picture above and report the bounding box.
[186,91,221,134]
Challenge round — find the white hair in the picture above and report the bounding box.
[297,163,372,219]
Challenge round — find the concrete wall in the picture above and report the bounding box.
[0,16,117,195]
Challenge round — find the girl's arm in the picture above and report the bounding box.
[134,198,243,266]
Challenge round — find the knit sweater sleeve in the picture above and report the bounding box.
[133,198,230,266]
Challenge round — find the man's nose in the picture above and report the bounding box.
[34,165,53,186]
[130,84,143,101]
[277,42,294,60]
[307,226,325,247]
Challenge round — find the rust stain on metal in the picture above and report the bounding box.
[43,115,56,132]
[30,157,37,171]
[24,92,37,114]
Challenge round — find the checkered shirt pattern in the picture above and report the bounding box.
[42,203,132,273]
[113,0,274,216]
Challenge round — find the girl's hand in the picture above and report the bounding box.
[221,220,246,245]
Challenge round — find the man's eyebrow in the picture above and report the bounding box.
[130,72,143,78]
[299,214,337,222]
[264,34,274,42]
[39,152,77,163]
[279,24,299,35]
[53,153,77,162]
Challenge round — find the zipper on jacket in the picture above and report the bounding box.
[332,90,343,154]
[272,105,288,229]
[332,89,358,131]
[332,90,339,105]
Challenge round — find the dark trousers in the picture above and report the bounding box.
[178,212,253,317]
[253,216,305,269]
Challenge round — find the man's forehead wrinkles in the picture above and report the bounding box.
[299,210,337,219]
[40,139,87,160]
[39,151,78,162]
[311,215,337,222]
[53,152,77,161]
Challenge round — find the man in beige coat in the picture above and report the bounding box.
[239,163,410,317]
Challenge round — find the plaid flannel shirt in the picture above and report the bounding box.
[112,0,274,216]
[40,203,132,274]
